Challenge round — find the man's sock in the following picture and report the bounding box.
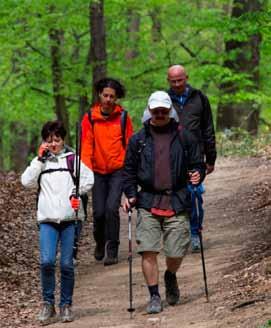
[165,270,177,279]
[148,284,160,298]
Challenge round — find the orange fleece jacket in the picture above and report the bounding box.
[81,103,133,174]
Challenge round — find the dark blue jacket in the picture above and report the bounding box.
[122,120,205,214]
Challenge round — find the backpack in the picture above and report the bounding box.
[88,108,128,148]
[37,153,88,219]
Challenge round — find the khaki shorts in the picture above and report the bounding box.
[136,208,190,258]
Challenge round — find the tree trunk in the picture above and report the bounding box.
[150,8,161,42]
[90,0,107,103]
[126,10,140,59]
[49,28,71,144]
[216,0,264,135]
[72,31,91,120]
[10,123,29,172]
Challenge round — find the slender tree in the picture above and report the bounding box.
[150,8,162,43]
[216,0,265,135]
[10,123,29,171]
[49,27,71,144]
[126,9,140,59]
[90,0,107,103]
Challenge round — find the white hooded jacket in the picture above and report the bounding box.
[21,148,94,224]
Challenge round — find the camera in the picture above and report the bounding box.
[39,149,52,163]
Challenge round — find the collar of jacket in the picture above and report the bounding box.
[47,147,74,162]
[90,103,124,122]
[168,84,196,101]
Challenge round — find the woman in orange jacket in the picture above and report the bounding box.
[81,78,133,265]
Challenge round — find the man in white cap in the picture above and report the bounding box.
[122,91,205,314]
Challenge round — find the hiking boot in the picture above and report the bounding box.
[164,270,180,305]
[94,242,105,261]
[104,240,119,266]
[146,295,162,314]
[59,304,74,323]
[38,303,57,325]
[191,235,200,253]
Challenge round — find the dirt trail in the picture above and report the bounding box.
[49,157,271,328]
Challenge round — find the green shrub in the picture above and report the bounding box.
[216,128,271,157]
[259,320,271,328]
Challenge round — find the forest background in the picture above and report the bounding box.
[0,0,270,171]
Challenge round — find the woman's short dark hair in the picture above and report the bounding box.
[95,78,126,99]
[41,120,67,141]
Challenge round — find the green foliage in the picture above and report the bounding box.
[0,0,271,169]
[259,320,271,328]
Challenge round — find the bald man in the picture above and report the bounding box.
[167,64,216,251]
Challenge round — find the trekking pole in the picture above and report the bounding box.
[194,186,209,302]
[75,122,82,199]
[127,208,135,318]
[73,122,82,260]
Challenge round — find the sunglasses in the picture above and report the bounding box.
[150,109,170,116]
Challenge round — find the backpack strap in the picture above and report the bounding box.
[198,90,206,108]
[178,124,189,168]
[36,167,71,208]
[38,168,71,180]
[121,110,128,148]
[135,129,146,154]
[88,108,94,127]
[66,153,76,185]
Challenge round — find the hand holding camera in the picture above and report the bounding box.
[38,143,50,162]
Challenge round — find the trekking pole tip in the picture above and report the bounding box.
[127,307,135,319]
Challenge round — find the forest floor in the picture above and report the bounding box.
[2,156,271,328]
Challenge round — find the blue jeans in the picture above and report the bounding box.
[39,222,75,307]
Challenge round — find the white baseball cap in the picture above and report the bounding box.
[148,91,172,110]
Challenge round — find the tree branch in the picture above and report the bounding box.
[31,86,51,96]
[25,41,48,58]
[1,72,12,89]
[131,60,191,80]
[180,42,197,58]
[31,86,77,104]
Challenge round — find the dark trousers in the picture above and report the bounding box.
[92,169,123,245]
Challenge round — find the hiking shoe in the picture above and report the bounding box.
[104,240,119,266]
[164,270,180,305]
[94,242,105,261]
[59,304,74,323]
[146,295,162,314]
[38,303,57,325]
[191,235,200,253]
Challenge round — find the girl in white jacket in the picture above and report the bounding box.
[21,120,94,325]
